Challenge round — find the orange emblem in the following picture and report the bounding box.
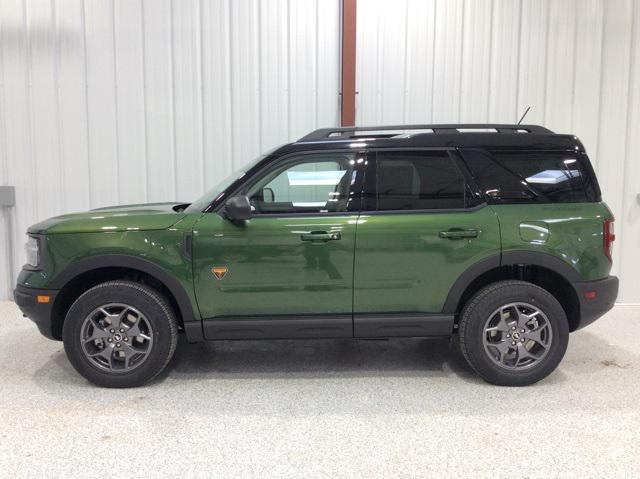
[212,266,228,280]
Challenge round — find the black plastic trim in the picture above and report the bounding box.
[14,285,59,340]
[182,232,193,258]
[202,313,456,340]
[203,315,353,340]
[354,314,454,338]
[572,275,618,330]
[183,321,204,342]
[359,202,488,216]
[442,254,502,313]
[441,250,583,314]
[233,211,359,219]
[299,124,553,141]
[501,250,582,282]
[48,255,199,337]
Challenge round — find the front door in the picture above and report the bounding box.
[353,149,500,336]
[192,150,364,339]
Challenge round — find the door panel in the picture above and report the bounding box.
[353,206,500,313]
[192,150,365,325]
[192,213,358,318]
[353,149,500,315]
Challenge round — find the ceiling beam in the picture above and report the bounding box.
[340,0,357,126]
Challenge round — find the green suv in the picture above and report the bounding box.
[14,124,618,387]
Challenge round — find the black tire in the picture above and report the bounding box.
[459,280,569,386]
[62,280,178,388]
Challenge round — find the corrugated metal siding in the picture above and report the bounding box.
[357,0,640,303]
[0,0,340,298]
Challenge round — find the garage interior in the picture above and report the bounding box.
[1,0,639,476]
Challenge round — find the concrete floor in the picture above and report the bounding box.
[1,302,639,478]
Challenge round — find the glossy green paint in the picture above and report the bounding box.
[18,211,203,316]
[519,221,549,244]
[27,203,185,235]
[495,202,613,281]
[15,197,613,325]
[353,205,501,313]
[192,212,358,318]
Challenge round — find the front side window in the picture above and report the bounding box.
[371,151,466,210]
[246,153,357,214]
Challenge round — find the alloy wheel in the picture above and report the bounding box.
[482,302,553,370]
[79,303,154,373]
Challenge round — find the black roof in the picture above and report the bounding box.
[275,124,584,155]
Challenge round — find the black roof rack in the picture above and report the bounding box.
[298,124,554,142]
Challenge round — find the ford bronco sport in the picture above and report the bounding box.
[14,124,618,387]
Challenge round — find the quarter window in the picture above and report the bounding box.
[461,150,599,203]
[246,153,357,214]
[373,151,466,210]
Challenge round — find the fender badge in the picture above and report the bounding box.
[212,266,228,280]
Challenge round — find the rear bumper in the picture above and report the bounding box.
[14,284,59,340]
[572,275,618,330]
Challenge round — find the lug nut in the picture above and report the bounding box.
[120,328,125,333]
[520,329,525,333]
[116,343,121,348]
[511,341,516,345]
[124,338,129,342]
[110,329,115,334]
[506,334,511,338]
[107,338,112,343]
[521,338,525,342]
[512,326,516,330]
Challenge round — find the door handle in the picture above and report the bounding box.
[439,229,479,240]
[300,231,341,242]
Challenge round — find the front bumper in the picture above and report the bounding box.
[572,275,618,330]
[14,284,59,340]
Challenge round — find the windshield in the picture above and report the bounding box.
[185,155,266,212]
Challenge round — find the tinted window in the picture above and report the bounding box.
[246,153,357,214]
[462,149,599,203]
[374,151,466,210]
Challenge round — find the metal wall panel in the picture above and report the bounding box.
[0,0,340,299]
[357,0,640,303]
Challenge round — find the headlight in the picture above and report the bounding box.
[25,236,40,268]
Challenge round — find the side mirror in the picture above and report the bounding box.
[225,195,252,221]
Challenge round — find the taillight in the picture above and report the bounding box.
[603,218,615,262]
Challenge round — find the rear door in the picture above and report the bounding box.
[353,149,500,336]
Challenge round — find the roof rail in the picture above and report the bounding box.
[298,124,554,142]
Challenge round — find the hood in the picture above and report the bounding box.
[28,202,189,235]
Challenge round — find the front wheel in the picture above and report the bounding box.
[62,281,178,388]
[459,280,569,386]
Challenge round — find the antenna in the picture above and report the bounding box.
[517,106,531,125]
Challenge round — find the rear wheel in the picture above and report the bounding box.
[62,281,178,388]
[459,280,569,386]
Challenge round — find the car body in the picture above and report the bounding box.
[14,124,618,387]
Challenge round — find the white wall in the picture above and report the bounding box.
[0,0,341,299]
[357,0,640,303]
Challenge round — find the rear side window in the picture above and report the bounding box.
[370,151,467,210]
[461,149,600,203]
